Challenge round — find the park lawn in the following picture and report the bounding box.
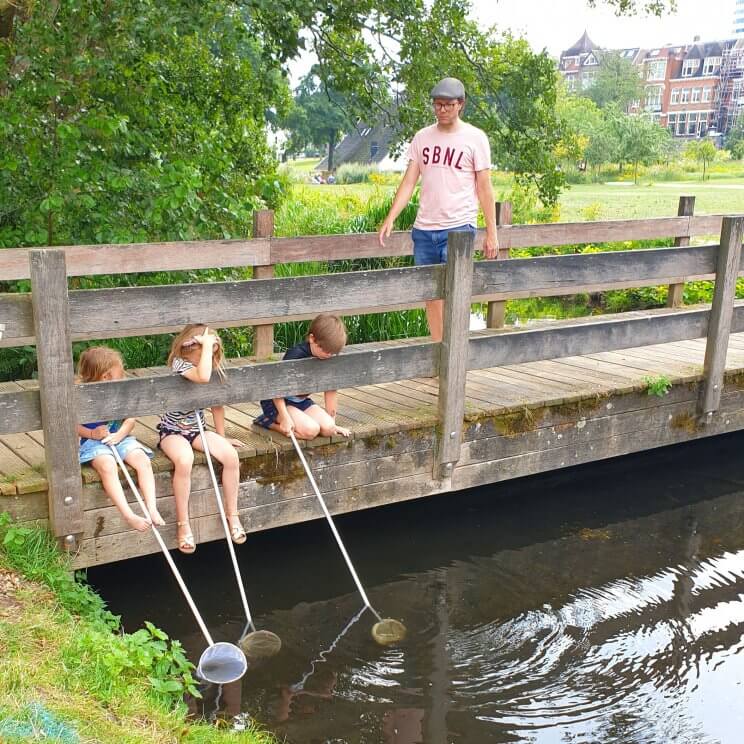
[558,181,744,222]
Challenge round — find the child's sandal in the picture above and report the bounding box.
[176,520,196,554]
[228,514,247,545]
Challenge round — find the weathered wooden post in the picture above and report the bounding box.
[485,200,512,329]
[252,209,275,360]
[667,195,696,308]
[435,230,475,480]
[29,249,84,550]
[699,216,744,419]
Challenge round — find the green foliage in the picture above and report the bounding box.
[607,109,673,183]
[336,163,378,184]
[0,513,199,705]
[584,51,644,111]
[0,0,284,249]
[644,374,672,397]
[684,139,718,180]
[282,70,354,169]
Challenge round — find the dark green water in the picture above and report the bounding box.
[89,432,744,743]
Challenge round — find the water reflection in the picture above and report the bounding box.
[90,433,744,743]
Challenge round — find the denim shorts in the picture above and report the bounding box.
[254,397,315,429]
[79,435,153,464]
[411,224,476,265]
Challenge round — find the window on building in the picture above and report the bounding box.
[370,142,379,158]
[702,87,712,102]
[682,59,700,76]
[677,112,687,135]
[646,60,667,80]
[667,113,677,132]
[688,112,698,135]
[698,112,709,136]
[671,88,679,104]
[581,71,596,90]
[702,56,722,76]
[566,74,577,91]
[691,87,701,102]
[645,86,663,109]
[680,88,690,103]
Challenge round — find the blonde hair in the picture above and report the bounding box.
[77,346,124,383]
[309,313,347,354]
[168,324,226,380]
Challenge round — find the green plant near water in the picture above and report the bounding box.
[644,375,672,397]
[0,513,275,744]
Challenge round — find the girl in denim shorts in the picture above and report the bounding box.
[77,347,162,532]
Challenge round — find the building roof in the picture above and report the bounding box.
[316,119,400,170]
[563,30,597,57]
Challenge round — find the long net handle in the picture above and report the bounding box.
[108,444,215,647]
[289,431,381,622]
[196,414,254,630]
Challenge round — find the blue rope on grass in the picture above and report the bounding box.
[0,703,79,743]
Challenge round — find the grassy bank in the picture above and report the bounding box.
[0,515,274,744]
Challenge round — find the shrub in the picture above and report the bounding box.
[335,163,377,184]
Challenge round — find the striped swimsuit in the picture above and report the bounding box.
[157,358,205,444]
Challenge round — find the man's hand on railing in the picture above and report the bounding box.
[378,218,394,248]
[483,231,499,260]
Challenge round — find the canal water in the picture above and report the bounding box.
[88,432,744,743]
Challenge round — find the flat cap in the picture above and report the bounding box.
[430,77,466,99]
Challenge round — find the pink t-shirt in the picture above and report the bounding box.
[406,122,492,230]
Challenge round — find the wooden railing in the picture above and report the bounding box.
[1,201,743,550]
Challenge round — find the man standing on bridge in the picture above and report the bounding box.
[378,76,499,342]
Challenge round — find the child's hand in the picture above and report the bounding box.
[194,328,218,349]
[90,425,110,440]
[227,437,244,448]
[333,424,351,438]
[277,414,294,437]
[102,430,126,445]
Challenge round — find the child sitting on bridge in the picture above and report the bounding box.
[159,324,245,554]
[254,313,351,440]
[77,347,163,533]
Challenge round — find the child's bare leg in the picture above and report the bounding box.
[193,431,242,535]
[124,448,164,526]
[287,407,321,440]
[159,435,195,545]
[91,455,150,532]
[304,404,337,437]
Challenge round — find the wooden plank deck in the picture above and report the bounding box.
[4,327,744,568]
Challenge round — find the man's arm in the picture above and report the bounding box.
[378,160,421,247]
[475,169,498,260]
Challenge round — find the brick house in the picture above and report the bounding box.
[560,32,744,139]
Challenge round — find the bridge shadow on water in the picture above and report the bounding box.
[89,431,744,744]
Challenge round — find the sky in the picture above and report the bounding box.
[473,0,738,56]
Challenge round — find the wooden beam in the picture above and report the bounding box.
[1,238,271,281]
[252,210,275,360]
[667,196,695,308]
[436,230,475,479]
[29,249,83,546]
[486,201,511,329]
[699,216,744,417]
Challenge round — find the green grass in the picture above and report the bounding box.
[0,515,276,744]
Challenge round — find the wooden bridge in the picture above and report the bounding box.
[1,199,744,569]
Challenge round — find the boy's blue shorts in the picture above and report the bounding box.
[411,224,476,265]
[254,397,315,429]
[79,436,153,464]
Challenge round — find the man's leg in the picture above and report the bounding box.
[425,300,444,343]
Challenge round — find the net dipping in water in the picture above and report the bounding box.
[239,627,283,662]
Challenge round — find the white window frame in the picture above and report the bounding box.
[671,88,679,104]
[702,87,712,102]
[682,59,700,77]
[702,57,721,76]
[645,85,663,109]
[680,88,690,103]
[646,60,666,80]
[691,87,701,103]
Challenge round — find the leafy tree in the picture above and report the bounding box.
[726,116,744,160]
[282,71,354,170]
[585,51,644,111]
[0,0,287,249]
[684,139,718,180]
[608,110,672,182]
